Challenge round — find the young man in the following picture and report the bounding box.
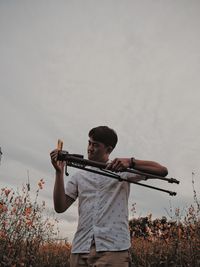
[50,126,168,267]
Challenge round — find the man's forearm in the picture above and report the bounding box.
[53,170,68,213]
[133,159,168,177]
[107,157,168,177]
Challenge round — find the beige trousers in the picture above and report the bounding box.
[70,243,132,267]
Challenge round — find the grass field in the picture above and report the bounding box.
[0,179,199,266]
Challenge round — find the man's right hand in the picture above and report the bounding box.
[50,149,65,174]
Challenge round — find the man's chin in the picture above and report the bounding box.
[88,155,99,162]
[88,154,94,160]
[88,156,96,161]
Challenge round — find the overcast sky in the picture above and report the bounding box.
[0,0,200,241]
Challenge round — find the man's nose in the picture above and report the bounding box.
[88,144,92,150]
[88,143,94,150]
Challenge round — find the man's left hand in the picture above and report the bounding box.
[106,158,131,172]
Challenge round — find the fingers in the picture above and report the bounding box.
[106,158,128,172]
[50,149,65,172]
[50,149,58,163]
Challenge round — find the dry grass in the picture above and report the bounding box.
[0,175,199,266]
[0,179,65,266]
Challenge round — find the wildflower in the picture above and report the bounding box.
[26,219,33,227]
[189,205,195,215]
[11,206,17,215]
[5,189,11,197]
[0,203,8,212]
[38,178,45,189]
[0,230,6,239]
[2,220,8,228]
[25,207,32,217]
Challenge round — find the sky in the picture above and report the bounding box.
[0,0,200,242]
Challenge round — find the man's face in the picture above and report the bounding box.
[87,137,110,162]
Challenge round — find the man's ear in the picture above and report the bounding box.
[106,146,113,154]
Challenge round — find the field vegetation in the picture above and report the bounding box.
[0,175,199,266]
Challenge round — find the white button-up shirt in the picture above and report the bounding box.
[65,167,143,253]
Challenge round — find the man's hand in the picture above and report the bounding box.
[106,158,132,172]
[50,149,65,174]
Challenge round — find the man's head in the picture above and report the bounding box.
[87,126,118,162]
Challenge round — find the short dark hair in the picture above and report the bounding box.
[88,126,118,149]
